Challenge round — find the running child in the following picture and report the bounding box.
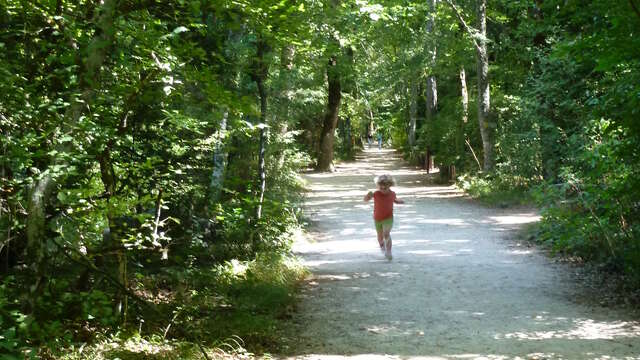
[363,174,404,260]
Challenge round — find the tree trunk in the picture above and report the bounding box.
[97,147,128,322]
[460,67,469,125]
[316,55,342,171]
[425,0,438,122]
[345,116,353,157]
[445,0,494,171]
[476,0,493,171]
[276,45,295,169]
[26,0,118,305]
[26,176,52,298]
[426,76,437,121]
[408,80,418,147]
[254,38,269,219]
[457,66,469,157]
[368,107,375,140]
[257,125,266,219]
[0,135,9,273]
[210,111,228,204]
[427,75,438,121]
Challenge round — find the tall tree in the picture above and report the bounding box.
[475,0,492,171]
[425,0,438,123]
[408,79,418,147]
[26,0,118,303]
[316,50,342,171]
[446,0,493,171]
[252,36,270,219]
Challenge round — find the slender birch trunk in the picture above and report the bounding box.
[26,0,117,305]
[276,45,295,169]
[460,67,469,125]
[408,80,418,147]
[210,111,228,204]
[445,0,494,171]
[458,66,469,162]
[254,38,269,219]
[425,0,438,122]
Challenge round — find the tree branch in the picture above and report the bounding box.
[50,237,162,317]
[443,0,483,54]
[630,0,640,20]
[118,69,159,134]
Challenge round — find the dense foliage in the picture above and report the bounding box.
[0,0,314,357]
[1,0,639,357]
[412,1,640,283]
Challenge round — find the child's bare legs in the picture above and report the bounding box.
[374,218,393,258]
[376,228,385,249]
[382,224,392,259]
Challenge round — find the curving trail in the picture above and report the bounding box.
[284,148,640,360]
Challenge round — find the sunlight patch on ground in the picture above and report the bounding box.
[305,198,360,206]
[508,249,533,255]
[287,354,564,360]
[306,189,368,198]
[339,228,359,235]
[314,274,351,281]
[489,214,541,225]
[375,271,401,278]
[301,259,354,267]
[407,250,452,257]
[294,239,399,258]
[414,193,466,199]
[497,319,640,340]
[415,218,470,226]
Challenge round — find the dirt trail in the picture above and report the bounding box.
[284,148,640,360]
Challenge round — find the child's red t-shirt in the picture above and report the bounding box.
[373,190,396,221]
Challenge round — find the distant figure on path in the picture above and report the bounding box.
[364,174,404,260]
[377,132,383,150]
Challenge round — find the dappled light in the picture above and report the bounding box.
[498,318,640,341]
[489,215,542,225]
[289,148,640,359]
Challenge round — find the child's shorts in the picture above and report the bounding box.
[375,217,393,231]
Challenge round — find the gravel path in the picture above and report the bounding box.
[285,148,640,360]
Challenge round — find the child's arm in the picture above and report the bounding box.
[364,191,374,202]
[394,197,404,204]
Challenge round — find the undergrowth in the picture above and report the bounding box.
[14,252,308,360]
[457,173,534,207]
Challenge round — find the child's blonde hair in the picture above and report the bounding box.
[374,174,395,188]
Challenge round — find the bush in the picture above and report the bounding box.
[532,120,640,282]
